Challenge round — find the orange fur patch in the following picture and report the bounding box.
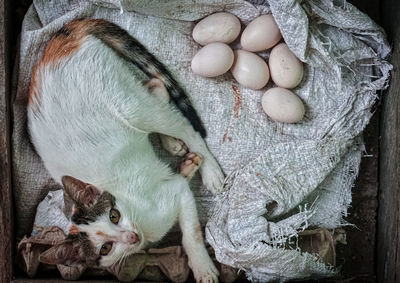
[28,64,40,106]
[96,231,105,236]
[41,19,109,65]
[29,19,110,106]
[69,225,80,235]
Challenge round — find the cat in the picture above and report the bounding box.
[27,18,224,282]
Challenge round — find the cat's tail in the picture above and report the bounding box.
[79,19,207,137]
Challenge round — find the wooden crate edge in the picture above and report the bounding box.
[0,0,14,282]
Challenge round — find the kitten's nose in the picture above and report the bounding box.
[122,231,139,244]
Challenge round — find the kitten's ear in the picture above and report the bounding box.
[39,237,87,266]
[62,176,101,206]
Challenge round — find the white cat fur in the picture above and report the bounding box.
[28,34,223,282]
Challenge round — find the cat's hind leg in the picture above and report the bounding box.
[145,78,189,157]
[132,100,224,193]
[145,77,170,102]
[80,19,223,193]
[139,78,224,194]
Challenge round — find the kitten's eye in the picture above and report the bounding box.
[109,208,120,224]
[100,242,113,256]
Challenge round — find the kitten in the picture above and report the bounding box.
[27,18,224,282]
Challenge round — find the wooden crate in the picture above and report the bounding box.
[0,0,397,282]
[0,0,13,282]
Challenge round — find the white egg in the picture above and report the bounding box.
[269,43,304,88]
[192,12,241,45]
[261,87,305,123]
[191,43,234,77]
[230,50,270,90]
[241,14,282,52]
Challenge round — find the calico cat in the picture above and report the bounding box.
[27,18,224,282]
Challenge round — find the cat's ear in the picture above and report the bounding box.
[39,236,88,266]
[61,176,101,206]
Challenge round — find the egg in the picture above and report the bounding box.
[191,43,234,77]
[269,43,304,88]
[261,87,305,123]
[241,14,282,52]
[192,12,241,45]
[230,50,270,90]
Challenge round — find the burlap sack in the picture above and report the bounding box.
[12,0,391,281]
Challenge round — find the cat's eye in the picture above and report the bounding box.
[100,242,113,256]
[109,208,120,224]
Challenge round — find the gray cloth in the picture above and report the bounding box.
[31,190,71,237]
[12,0,391,281]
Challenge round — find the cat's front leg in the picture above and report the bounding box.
[179,129,225,194]
[132,87,225,193]
[178,186,219,283]
[144,78,223,193]
[144,77,222,189]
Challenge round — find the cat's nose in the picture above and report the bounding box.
[122,231,139,244]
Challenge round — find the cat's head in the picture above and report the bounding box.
[39,176,143,267]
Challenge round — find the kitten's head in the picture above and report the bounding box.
[40,176,143,267]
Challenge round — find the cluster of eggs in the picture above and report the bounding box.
[191,12,305,123]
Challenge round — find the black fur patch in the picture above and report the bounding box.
[86,19,207,137]
[71,191,116,225]
[54,26,71,38]
[66,232,100,266]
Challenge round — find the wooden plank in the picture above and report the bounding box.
[334,112,379,281]
[378,0,400,282]
[0,0,14,281]
[6,0,381,282]
[12,280,118,283]
[333,1,380,281]
[12,280,119,283]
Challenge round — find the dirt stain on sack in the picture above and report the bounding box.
[222,85,242,144]
[222,130,231,144]
[232,84,242,118]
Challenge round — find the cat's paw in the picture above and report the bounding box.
[200,158,225,195]
[145,78,170,102]
[180,153,203,180]
[160,134,188,157]
[190,256,219,283]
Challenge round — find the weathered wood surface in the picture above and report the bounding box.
[12,280,119,283]
[3,0,383,282]
[0,0,14,281]
[377,0,400,282]
[331,0,380,282]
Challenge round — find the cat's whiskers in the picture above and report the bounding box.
[117,249,129,266]
[123,250,130,265]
